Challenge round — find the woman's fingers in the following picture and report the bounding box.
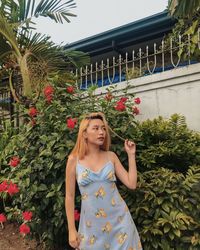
[125,139,135,146]
[69,239,79,249]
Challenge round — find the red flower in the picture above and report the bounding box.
[19,224,30,235]
[7,182,19,195]
[0,214,7,223]
[105,92,113,101]
[67,118,77,129]
[132,106,140,115]
[9,156,20,167]
[74,209,80,221]
[31,118,36,126]
[134,97,141,104]
[22,211,33,221]
[43,85,54,97]
[0,180,9,192]
[46,95,53,104]
[119,97,128,103]
[114,101,126,111]
[28,107,38,117]
[66,86,75,94]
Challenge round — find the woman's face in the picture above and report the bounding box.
[84,119,106,146]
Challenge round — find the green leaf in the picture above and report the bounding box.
[46,191,55,198]
[37,183,48,191]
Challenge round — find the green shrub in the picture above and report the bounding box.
[129,115,200,173]
[120,165,200,250]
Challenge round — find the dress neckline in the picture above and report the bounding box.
[77,160,113,174]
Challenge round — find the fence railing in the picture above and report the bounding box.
[1,29,200,128]
[0,77,21,130]
[75,28,200,89]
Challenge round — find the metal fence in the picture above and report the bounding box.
[76,28,200,89]
[1,29,200,129]
[0,76,21,130]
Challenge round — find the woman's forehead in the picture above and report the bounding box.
[88,119,105,126]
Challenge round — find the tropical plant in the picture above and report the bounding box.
[167,0,200,62]
[0,0,89,105]
[168,0,200,18]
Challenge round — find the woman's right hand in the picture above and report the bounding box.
[69,229,81,249]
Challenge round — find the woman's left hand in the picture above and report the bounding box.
[124,139,136,155]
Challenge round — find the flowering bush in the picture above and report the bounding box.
[74,209,80,221]
[0,79,141,248]
[43,85,54,104]
[66,86,75,94]
[20,223,31,236]
[22,211,33,221]
[0,213,7,229]
[0,180,19,195]
[28,107,38,117]
[9,156,20,167]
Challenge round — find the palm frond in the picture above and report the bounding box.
[17,31,89,71]
[34,0,76,23]
[1,0,76,27]
[0,14,21,57]
[0,35,12,58]
[168,0,200,18]
[63,50,90,68]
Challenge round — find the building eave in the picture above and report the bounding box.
[64,11,176,56]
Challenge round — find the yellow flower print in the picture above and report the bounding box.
[95,208,107,218]
[81,170,89,179]
[81,193,88,200]
[124,204,129,212]
[111,183,116,190]
[116,232,128,245]
[86,220,92,227]
[107,170,115,180]
[95,186,106,198]
[104,243,111,250]
[117,215,124,223]
[128,247,135,250]
[88,235,97,245]
[111,197,116,206]
[102,222,112,234]
[78,233,85,242]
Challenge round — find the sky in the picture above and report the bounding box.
[34,0,169,45]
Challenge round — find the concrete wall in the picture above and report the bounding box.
[94,63,200,131]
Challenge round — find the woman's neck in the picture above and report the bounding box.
[87,144,102,156]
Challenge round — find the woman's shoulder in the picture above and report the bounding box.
[67,154,78,166]
[107,151,117,161]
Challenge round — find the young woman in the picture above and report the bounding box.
[65,112,142,250]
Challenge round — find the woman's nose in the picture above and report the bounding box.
[99,128,104,134]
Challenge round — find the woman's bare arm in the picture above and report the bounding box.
[65,155,77,232]
[110,150,137,190]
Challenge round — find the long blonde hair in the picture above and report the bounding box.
[70,112,111,159]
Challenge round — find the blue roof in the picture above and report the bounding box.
[64,11,176,56]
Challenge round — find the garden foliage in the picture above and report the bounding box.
[0,78,199,249]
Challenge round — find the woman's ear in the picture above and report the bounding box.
[83,131,87,139]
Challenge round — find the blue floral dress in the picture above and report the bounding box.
[76,159,143,250]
